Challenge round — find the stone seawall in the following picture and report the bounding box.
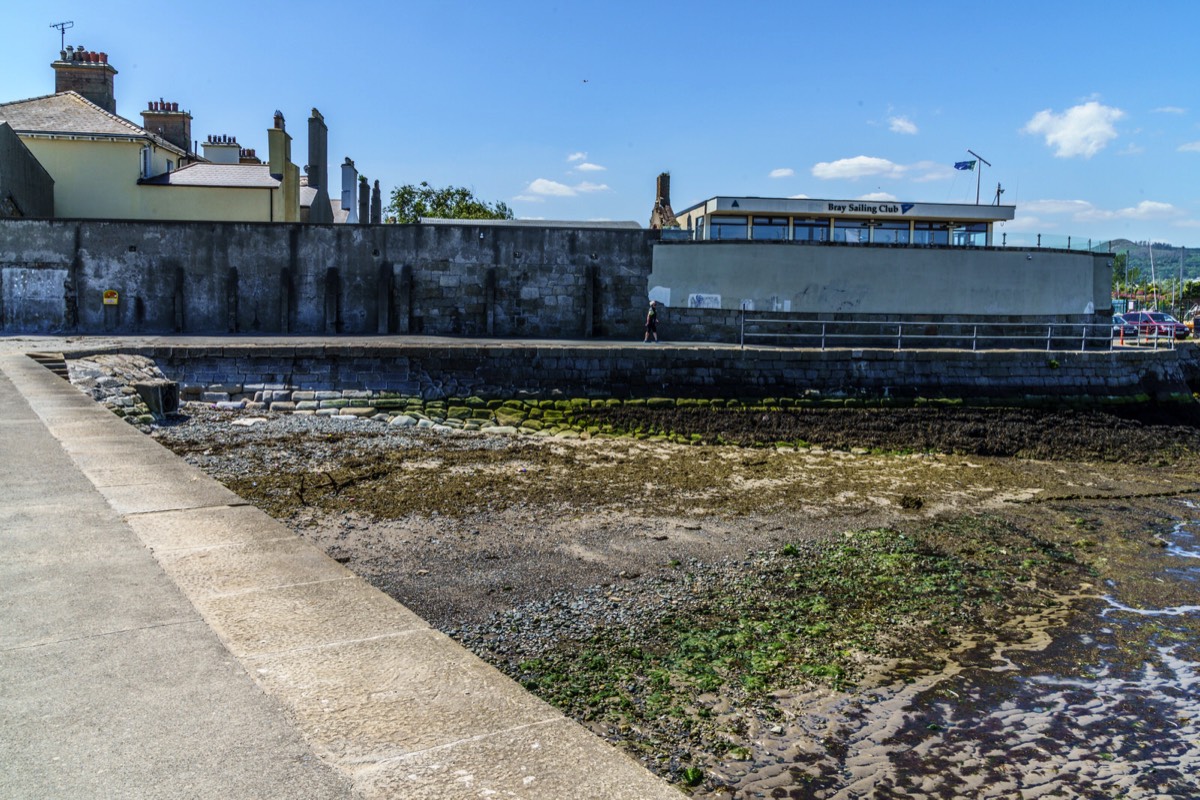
[0,219,654,338]
[68,342,1197,408]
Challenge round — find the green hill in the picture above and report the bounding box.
[1105,239,1200,284]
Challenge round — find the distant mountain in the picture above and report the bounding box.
[1105,239,1199,284]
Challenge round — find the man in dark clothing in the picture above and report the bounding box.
[644,300,659,343]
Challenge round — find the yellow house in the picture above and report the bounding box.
[0,46,301,222]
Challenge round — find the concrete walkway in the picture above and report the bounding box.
[0,350,681,799]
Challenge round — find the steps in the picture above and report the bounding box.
[27,352,69,381]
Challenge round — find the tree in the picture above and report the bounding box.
[387,182,513,224]
[1111,251,1128,291]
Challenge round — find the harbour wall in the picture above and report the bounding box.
[1,220,1111,344]
[72,342,1198,404]
[0,219,654,338]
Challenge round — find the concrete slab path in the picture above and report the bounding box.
[0,349,681,799]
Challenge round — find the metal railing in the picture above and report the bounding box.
[737,312,1184,352]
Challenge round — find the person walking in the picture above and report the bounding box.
[644,300,659,343]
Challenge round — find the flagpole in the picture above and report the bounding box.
[967,150,991,205]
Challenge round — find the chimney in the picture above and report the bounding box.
[370,180,382,224]
[358,176,369,225]
[649,171,678,230]
[306,108,328,192]
[202,133,242,164]
[656,172,671,208]
[141,100,194,154]
[52,44,118,113]
[341,157,358,223]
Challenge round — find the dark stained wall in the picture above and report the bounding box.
[0,123,54,218]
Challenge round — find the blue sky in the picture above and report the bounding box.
[3,1,1198,246]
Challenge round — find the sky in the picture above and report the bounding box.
[2,1,1198,247]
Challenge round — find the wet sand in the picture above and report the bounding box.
[151,403,1200,796]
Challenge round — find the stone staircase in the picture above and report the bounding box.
[26,352,69,381]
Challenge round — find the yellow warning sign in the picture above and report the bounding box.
[102,290,119,306]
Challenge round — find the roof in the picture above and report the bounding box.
[421,217,643,230]
[0,91,188,157]
[675,195,1016,223]
[300,186,318,206]
[140,162,280,188]
[330,198,350,224]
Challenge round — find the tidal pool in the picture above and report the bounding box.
[709,505,1200,799]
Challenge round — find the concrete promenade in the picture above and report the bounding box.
[0,341,681,799]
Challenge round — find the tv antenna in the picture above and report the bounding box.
[967,149,991,205]
[50,21,74,51]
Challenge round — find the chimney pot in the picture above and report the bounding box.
[172,102,178,112]
[100,52,108,64]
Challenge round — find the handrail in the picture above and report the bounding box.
[736,310,1181,352]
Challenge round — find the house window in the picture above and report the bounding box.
[952,223,987,246]
[833,220,870,243]
[872,220,910,244]
[751,216,788,240]
[792,217,830,242]
[710,216,748,240]
[913,222,950,245]
[166,160,174,173]
[140,146,152,179]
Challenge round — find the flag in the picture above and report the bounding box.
[954,160,976,171]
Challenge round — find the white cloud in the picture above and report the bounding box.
[788,194,810,199]
[1075,200,1182,222]
[810,157,959,183]
[576,162,606,172]
[566,152,587,162]
[857,192,898,201]
[888,116,918,135]
[1024,198,1184,224]
[521,178,611,198]
[1174,219,1200,229]
[999,216,1056,232]
[811,156,907,180]
[909,161,956,182]
[1021,101,1125,158]
[769,168,795,178]
[1021,199,1096,215]
[1154,106,1187,114]
[1117,143,1145,155]
[513,195,544,203]
[526,178,577,197]
[1178,141,1200,152]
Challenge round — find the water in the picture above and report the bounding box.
[707,505,1200,799]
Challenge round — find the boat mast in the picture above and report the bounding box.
[1149,243,1157,310]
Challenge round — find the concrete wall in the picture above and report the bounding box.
[650,240,1110,316]
[99,342,1193,403]
[0,123,54,218]
[0,219,1113,341]
[0,219,654,337]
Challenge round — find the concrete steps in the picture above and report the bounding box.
[26,351,69,380]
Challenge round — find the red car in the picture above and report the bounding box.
[1122,311,1190,339]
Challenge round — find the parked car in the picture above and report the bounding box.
[1111,313,1137,338]
[1122,311,1191,339]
